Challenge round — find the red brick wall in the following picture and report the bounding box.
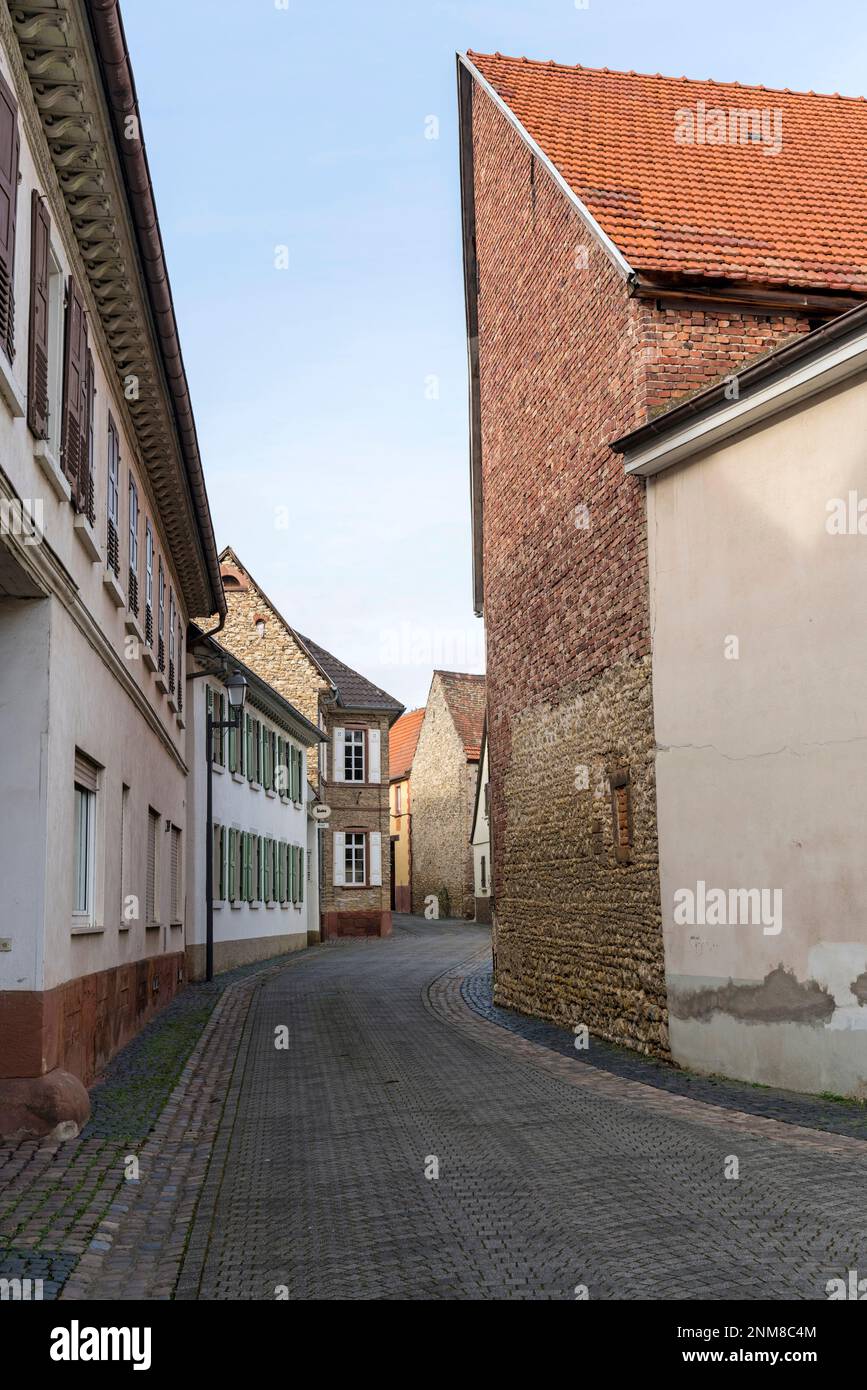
[471,82,813,1052]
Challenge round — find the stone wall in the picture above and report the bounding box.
[411,678,477,918]
[471,81,814,1055]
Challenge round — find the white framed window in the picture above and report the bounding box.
[345,832,366,885]
[128,476,138,579]
[344,728,365,782]
[73,753,98,922]
[145,521,153,612]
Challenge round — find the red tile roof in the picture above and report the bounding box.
[437,671,486,760]
[389,708,425,781]
[466,51,867,292]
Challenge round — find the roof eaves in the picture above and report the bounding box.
[612,300,867,474]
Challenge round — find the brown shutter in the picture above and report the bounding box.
[27,190,50,439]
[0,71,20,364]
[82,349,94,520]
[60,274,87,498]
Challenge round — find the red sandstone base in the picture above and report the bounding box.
[322,911,392,940]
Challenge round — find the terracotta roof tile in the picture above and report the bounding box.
[436,671,486,759]
[466,51,867,291]
[389,708,425,780]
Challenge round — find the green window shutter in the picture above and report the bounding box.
[245,715,252,780]
[244,832,251,901]
[218,826,225,899]
[206,686,214,760]
[228,714,237,774]
[257,834,264,901]
[277,841,284,903]
[298,846,304,903]
[289,844,295,903]
[264,836,271,901]
[228,829,236,902]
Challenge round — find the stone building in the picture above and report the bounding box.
[213,548,404,939]
[388,707,424,913]
[457,51,866,1054]
[411,671,486,920]
[614,303,867,1098]
[0,2,225,1140]
[470,722,491,924]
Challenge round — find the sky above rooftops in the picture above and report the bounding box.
[123,0,867,708]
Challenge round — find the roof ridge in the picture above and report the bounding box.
[465,49,867,103]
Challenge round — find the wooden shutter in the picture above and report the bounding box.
[369,831,382,887]
[146,809,158,923]
[27,191,50,438]
[332,727,345,782]
[61,274,87,496]
[368,728,381,783]
[333,830,345,887]
[0,73,20,364]
[298,847,304,904]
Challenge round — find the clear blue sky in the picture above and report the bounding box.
[123,0,867,710]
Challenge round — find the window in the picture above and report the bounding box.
[170,825,182,923]
[227,827,238,903]
[345,728,365,782]
[480,855,487,890]
[119,783,129,928]
[146,807,159,925]
[394,783,402,815]
[128,477,139,616]
[610,770,633,865]
[298,847,304,904]
[157,558,165,671]
[257,835,265,902]
[106,416,120,574]
[227,697,237,772]
[73,753,98,922]
[213,823,225,902]
[46,249,64,455]
[0,72,20,367]
[144,522,154,647]
[263,835,272,901]
[345,832,366,886]
[177,619,184,714]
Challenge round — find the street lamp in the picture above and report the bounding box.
[205,669,248,982]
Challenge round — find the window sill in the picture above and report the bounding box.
[71,919,103,936]
[124,610,144,643]
[103,567,125,608]
[265,788,276,800]
[212,762,225,775]
[231,772,245,784]
[213,900,224,910]
[145,921,161,931]
[142,646,158,672]
[249,780,262,792]
[0,351,25,417]
[176,711,186,730]
[167,692,179,714]
[73,511,101,562]
[169,920,183,930]
[230,902,242,911]
[35,440,70,502]
[265,902,276,911]
[154,669,169,695]
[249,901,260,911]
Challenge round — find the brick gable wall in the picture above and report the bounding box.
[471,83,813,1055]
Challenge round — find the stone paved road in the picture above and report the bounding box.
[174,920,867,1301]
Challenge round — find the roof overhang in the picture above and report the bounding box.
[3,0,225,618]
[613,302,867,478]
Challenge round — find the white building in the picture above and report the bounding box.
[0,3,225,1141]
[185,635,325,977]
[615,301,867,1098]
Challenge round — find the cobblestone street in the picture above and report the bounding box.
[4,918,867,1302]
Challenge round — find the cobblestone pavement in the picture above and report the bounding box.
[0,951,308,1300]
[175,919,867,1301]
[6,919,867,1301]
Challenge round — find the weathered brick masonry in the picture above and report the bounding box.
[470,83,812,1055]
